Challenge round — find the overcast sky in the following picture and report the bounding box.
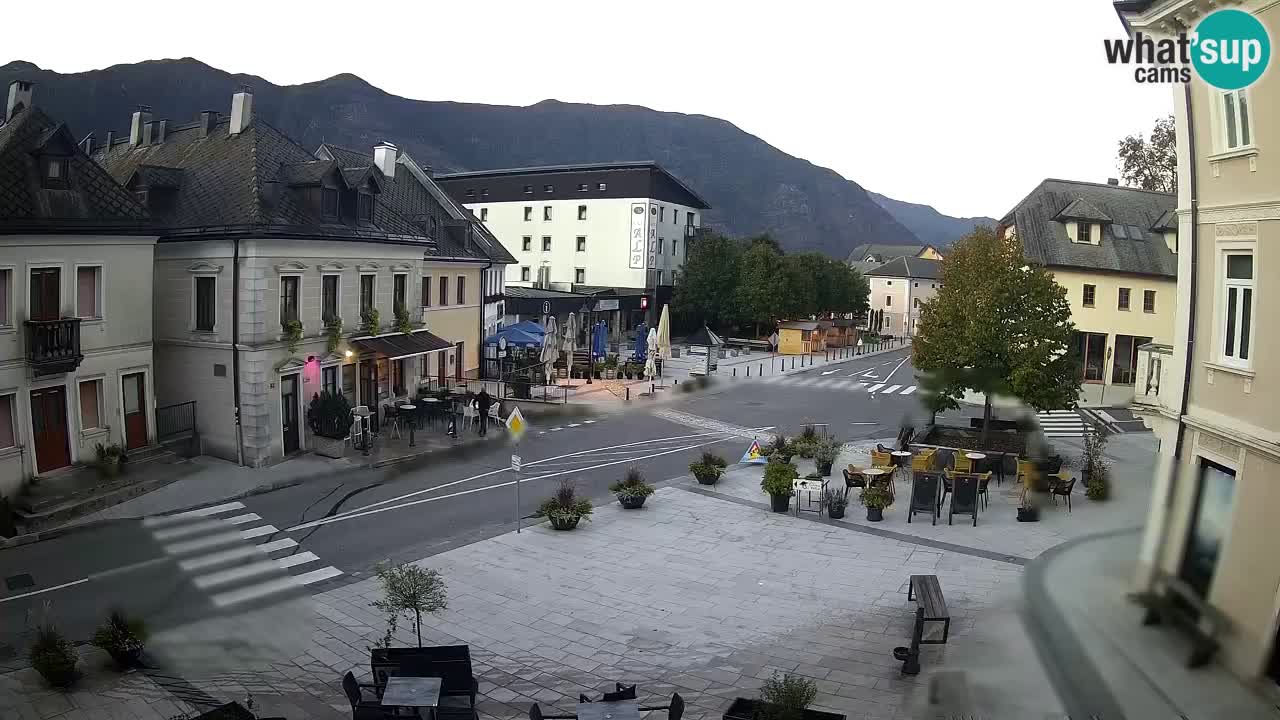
[5,0,1173,219]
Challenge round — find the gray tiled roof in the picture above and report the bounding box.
[504,286,587,299]
[1054,198,1112,222]
[130,164,184,189]
[845,242,928,265]
[1002,178,1176,278]
[865,256,942,280]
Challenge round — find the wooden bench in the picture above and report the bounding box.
[1130,571,1227,668]
[907,574,951,644]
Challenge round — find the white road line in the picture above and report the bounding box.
[194,560,283,589]
[150,513,262,542]
[178,539,299,572]
[209,567,342,608]
[276,552,321,569]
[239,525,279,540]
[821,370,840,376]
[881,355,911,384]
[901,386,917,395]
[143,501,247,528]
[0,578,89,604]
[853,382,868,391]
[882,384,903,394]
[867,384,886,393]
[567,423,581,427]
[164,531,244,556]
[583,420,596,424]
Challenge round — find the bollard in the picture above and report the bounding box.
[758,362,763,376]
[361,417,369,456]
[408,419,416,448]
[651,383,655,395]
[733,367,737,377]
[747,365,751,378]
[626,386,630,401]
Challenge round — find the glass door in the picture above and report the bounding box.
[1073,331,1108,383]
[1180,459,1237,598]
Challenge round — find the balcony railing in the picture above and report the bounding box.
[25,317,83,376]
[684,225,697,239]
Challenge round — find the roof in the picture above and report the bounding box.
[778,320,820,331]
[1053,198,1112,223]
[1001,178,1177,278]
[832,318,856,328]
[573,285,648,297]
[1150,209,1177,232]
[866,256,942,280]
[504,286,588,299]
[351,329,453,359]
[130,164,184,189]
[684,326,723,347]
[436,160,711,210]
[0,106,149,231]
[846,242,931,268]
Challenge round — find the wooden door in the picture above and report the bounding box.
[121,372,148,450]
[31,386,71,472]
[455,342,464,381]
[437,351,446,386]
[281,373,300,454]
[29,267,61,320]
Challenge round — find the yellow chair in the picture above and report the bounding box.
[871,450,893,468]
[911,449,937,472]
[952,451,973,473]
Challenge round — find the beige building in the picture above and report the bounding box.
[0,83,158,496]
[1120,0,1280,689]
[999,178,1178,405]
[846,242,942,275]
[95,90,512,467]
[864,256,941,337]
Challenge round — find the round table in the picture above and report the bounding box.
[862,467,893,499]
[965,452,987,473]
[891,451,912,480]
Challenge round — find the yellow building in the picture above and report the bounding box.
[998,178,1177,405]
[777,321,820,355]
[1120,0,1280,689]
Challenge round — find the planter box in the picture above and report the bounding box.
[313,435,346,459]
[724,698,846,720]
[549,515,580,531]
[618,495,647,509]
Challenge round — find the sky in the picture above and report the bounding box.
[3,0,1174,219]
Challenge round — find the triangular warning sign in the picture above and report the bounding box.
[741,438,767,465]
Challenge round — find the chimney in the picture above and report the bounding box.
[374,142,397,178]
[105,130,115,147]
[80,132,94,155]
[6,80,33,122]
[156,119,167,144]
[229,88,253,136]
[142,120,156,146]
[130,105,153,146]
[199,110,219,137]
[1107,177,1120,186]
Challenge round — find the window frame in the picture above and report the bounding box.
[74,263,104,321]
[393,273,408,315]
[421,275,432,308]
[78,378,103,433]
[577,205,587,220]
[575,268,585,284]
[357,193,375,223]
[1118,287,1131,311]
[41,156,70,190]
[193,274,217,332]
[0,266,12,329]
[0,392,16,451]
[279,274,301,328]
[522,236,532,252]
[322,365,339,396]
[1218,248,1255,369]
[439,275,449,307]
[1077,222,1093,245]
[523,185,533,195]
[359,273,376,316]
[542,236,552,252]
[520,267,531,282]
[576,236,586,252]
[456,275,466,305]
[1083,284,1096,308]
[1219,88,1253,151]
[321,187,339,219]
[479,207,488,222]
[1143,289,1156,314]
[523,206,532,222]
[543,206,553,221]
[321,273,341,324]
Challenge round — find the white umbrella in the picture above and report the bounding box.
[561,312,577,383]
[644,327,658,380]
[541,316,559,386]
[656,304,671,363]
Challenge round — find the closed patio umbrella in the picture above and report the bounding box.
[656,305,671,375]
[644,327,658,380]
[541,316,559,386]
[633,322,648,363]
[593,321,608,360]
[562,312,577,383]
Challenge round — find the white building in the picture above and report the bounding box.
[864,256,942,337]
[436,162,710,302]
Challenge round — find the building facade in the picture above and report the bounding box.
[999,178,1177,405]
[96,91,511,467]
[1120,0,1280,688]
[865,256,942,337]
[0,83,158,495]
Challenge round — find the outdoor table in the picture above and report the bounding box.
[965,452,987,475]
[400,404,419,432]
[891,451,912,481]
[577,701,641,720]
[381,676,441,719]
[862,467,893,500]
[417,397,441,427]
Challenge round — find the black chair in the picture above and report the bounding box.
[530,703,577,720]
[1051,477,1077,511]
[603,683,636,702]
[343,671,390,720]
[579,694,592,704]
[640,692,683,719]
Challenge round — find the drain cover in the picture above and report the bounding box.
[4,574,33,591]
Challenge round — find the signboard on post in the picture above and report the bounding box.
[505,406,527,442]
[511,454,521,472]
[594,298,619,312]
[628,204,647,269]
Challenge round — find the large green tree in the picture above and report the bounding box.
[736,238,788,336]
[913,226,1081,442]
[672,232,743,330]
[1117,114,1176,193]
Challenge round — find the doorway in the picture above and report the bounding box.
[30,267,61,320]
[30,386,71,473]
[455,342,464,381]
[1112,335,1153,386]
[280,373,300,455]
[437,350,446,386]
[121,372,148,450]
[1180,458,1237,598]
[1073,331,1108,383]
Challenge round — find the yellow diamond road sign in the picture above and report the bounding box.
[505,406,528,441]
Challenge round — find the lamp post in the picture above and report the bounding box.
[581,301,595,385]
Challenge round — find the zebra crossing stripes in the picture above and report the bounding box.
[1038,410,1090,437]
[148,501,342,608]
[751,374,918,396]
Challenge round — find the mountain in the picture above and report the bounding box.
[1,58,975,258]
[868,192,996,248]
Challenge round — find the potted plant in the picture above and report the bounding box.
[537,480,593,530]
[762,461,798,513]
[1082,421,1111,501]
[394,306,413,334]
[324,315,343,354]
[29,618,77,688]
[307,390,352,458]
[91,610,147,670]
[282,318,303,353]
[690,452,727,485]
[768,434,792,464]
[1017,495,1040,522]
[814,440,839,477]
[369,560,448,648]
[860,484,892,522]
[822,487,849,520]
[360,308,381,335]
[609,468,655,509]
[724,671,845,720]
[95,442,127,478]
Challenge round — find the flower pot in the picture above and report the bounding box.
[108,647,144,671]
[313,435,346,459]
[769,493,791,513]
[1016,507,1040,522]
[816,461,833,477]
[866,507,884,522]
[693,469,721,485]
[827,506,846,520]
[618,495,646,509]
[549,515,580,531]
[97,460,122,479]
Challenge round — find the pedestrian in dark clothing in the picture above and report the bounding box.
[476,389,493,436]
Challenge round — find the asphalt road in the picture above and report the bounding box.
[0,348,930,659]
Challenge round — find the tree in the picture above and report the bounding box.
[913,226,1081,443]
[370,561,448,648]
[1117,114,1176,193]
[672,233,743,331]
[737,239,788,336]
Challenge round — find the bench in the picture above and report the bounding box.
[907,574,951,644]
[725,337,773,351]
[969,417,1020,432]
[1130,571,1227,668]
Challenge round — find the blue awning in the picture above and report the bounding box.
[485,326,544,348]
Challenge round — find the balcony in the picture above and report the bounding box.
[1132,342,1175,422]
[25,318,83,376]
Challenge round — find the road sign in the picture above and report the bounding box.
[857,338,864,347]
[511,454,522,472]
[741,439,767,465]
[505,406,527,442]
[498,336,508,351]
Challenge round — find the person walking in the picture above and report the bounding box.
[476,388,493,436]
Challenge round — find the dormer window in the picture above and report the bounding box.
[1077,222,1092,244]
[357,193,374,223]
[321,188,339,218]
[42,156,69,190]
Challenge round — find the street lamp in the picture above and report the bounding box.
[581,301,595,384]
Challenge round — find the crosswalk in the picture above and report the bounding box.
[1037,410,1091,438]
[759,374,918,396]
[143,501,341,608]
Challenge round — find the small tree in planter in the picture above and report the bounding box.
[860,484,892,522]
[307,391,351,458]
[394,306,413,335]
[767,434,793,464]
[609,468,655,509]
[1082,421,1111,501]
[725,672,844,720]
[29,605,77,688]
[360,308,381,335]
[762,462,798,513]
[91,610,147,670]
[370,560,448,648]
[822,487,849,519]
[814,439,839,477]
[537,480,593,530]
[95,442,128,478]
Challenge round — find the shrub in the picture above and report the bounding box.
[798,425,819,443]
[765,434,790,459]
[30,620,77,688]
[814,440,839,467]
[1082,420,1111,501]
[394,306,413,334]
[537,480,594,523]
[700,452,727,469]
[761,462,798,496]
[689,461,722,483]
[821,487,849,515]
[370,561,448,648]
[759,672,817,720]
[360,308,381,335]
[609,468,655,499]
[860,484,893,510]
[307,390,352,440]
[323,315,343,354]
[91,610,147,669]
[282,319,303,354]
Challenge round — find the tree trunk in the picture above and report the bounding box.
[981,395,992,446]
[415,609,422,647]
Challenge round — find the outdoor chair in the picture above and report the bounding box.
[911,449,936,473]
[342,671,391,720]
[605,684,637,701]
[977,471,993,510]
[383,405,402,439]
[951,452,973,473]
[529,703,576,720]
[1050,477,1077,511]
[640,692,684,719]
[871,450,894,469]
[843,465,866,489]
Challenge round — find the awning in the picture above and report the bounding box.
[351,330,453,360]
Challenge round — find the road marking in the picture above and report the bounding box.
[854,382,867,390]
[0,578,90,604]
[209,566,343,608]
[143,501,247,528]
[239,525,279,540]
[881,384,903,394]
[178,538,299,572]
[867,384,886,393]
[821,370,840,376]
[567,423,581,427]
[194,559,284,589]
[881,355,911,384]
[583,420,596,424]
[901,386,917,395]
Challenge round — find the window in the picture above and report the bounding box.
[659,207,665,222]
[577,205,587,220]
[542,236,552,252]
[393,274,407,314]
[195,276,216,331]
[392,358,405,395]
[480,208,488,221]
[322,365,338,396]
[1144,290,1156,314]
[1077,222,1092,244]
[577,183,588,192]
[428,216,438,239]
[342,364,355,404]
[322,275,339,322]
[465,189,475,198]
[357,193,374,222]
[523,185,533,194]
[76,266,101,319]
[543,206,552,221]
[279,276,300,327]
[360,274,375,315]
[575,268,585,284]
[597,183,607,191]
[672,240,678,256]
[576,236,586,252]
[885,296,892,307]
[517,236,530,252]
[439,276,449,306]
[686,211,694,226]
[657,238,664,254]
[0,268,9,326]
[1118,287,1131,311]
[521,267,531,282]
[523,206,532,221]
[322,188,339,218]
[42,156,69,189]
[421,276,431,308]
[1221,89,1252,150]
[1082,284,1096,307]
[543,184,554,193]
[457,276,465,305]
[1222,252,1254,365]
[79,379,102,431]
[0,394,14,449]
